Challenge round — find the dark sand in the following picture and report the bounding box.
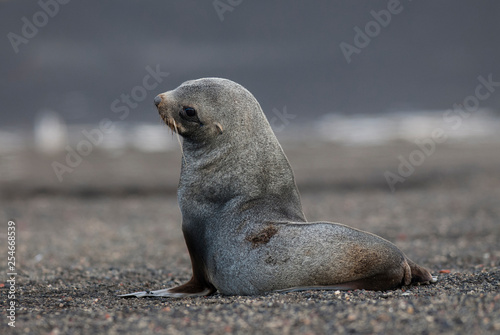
[1,141,499,334]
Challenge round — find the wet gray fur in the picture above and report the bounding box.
[124,78,433,297]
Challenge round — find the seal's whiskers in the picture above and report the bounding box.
[172,119,186,165]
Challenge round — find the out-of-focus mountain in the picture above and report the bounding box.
[1,0,500,127]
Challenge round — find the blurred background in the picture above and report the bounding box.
[1,0,500,194]
[2,4,499,332]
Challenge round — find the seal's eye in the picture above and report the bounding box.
[180,106,202,125]
[184,107,197,117]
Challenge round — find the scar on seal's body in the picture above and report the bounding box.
[246,225,278,246]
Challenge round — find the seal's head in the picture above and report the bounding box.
[154,78,267,144]
[154,77,306,223]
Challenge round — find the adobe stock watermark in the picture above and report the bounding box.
[7,0,71,54]
[213,0,243,22]
[384,73,500,192]
[269,106,296,132]
[51,65,169,182]
[6,220,17,328]
[340,0,410,64]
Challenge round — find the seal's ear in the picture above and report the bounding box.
[214,122,223,134]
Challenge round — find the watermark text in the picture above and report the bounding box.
[51,65,169,182]
[6,220,17,327]
[340,0,409,64]
[384,74,500,192]
[213,0,244,22]
[7,0,71,54]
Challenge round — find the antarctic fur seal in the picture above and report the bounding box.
[120,78,435,297]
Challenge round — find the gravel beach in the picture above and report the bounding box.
[1,141,499,334]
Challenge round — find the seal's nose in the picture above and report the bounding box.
[154,95,162,107]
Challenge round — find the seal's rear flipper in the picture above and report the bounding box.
[406,258,437,285]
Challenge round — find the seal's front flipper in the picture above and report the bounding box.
[119,286,214,298]
[119,276,217,298]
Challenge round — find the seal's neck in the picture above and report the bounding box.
[178,127,306,225]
